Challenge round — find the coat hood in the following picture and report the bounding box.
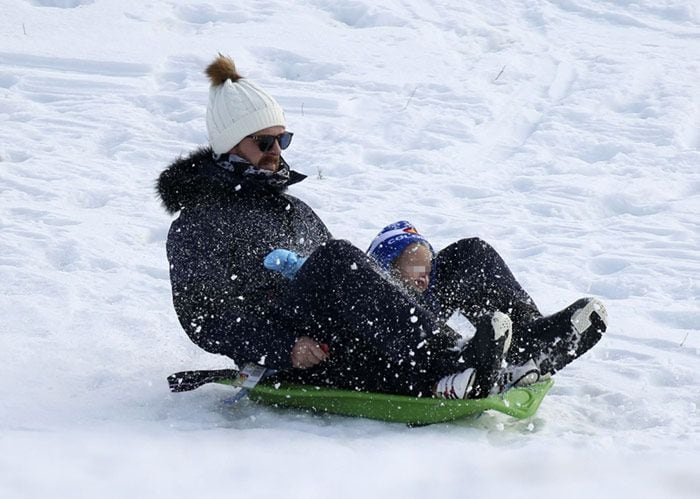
[156,147,306,214]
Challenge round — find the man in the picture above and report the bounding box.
[157,55,333,371]
[157,55,607,399]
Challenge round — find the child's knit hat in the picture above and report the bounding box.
[367,221,434,269]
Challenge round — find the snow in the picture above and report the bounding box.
[1,0,699,497]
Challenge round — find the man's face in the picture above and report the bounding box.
[232,125,286,172]
[393,243,433,293]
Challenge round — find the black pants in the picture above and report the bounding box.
[276,239,541,396]
[429,238,541,323]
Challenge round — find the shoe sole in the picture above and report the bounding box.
[571,298,608,335]
[491,311,513,355]
[516,370,540,387]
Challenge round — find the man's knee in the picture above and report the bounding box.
[445,237,495,257]
[315,239,366,261]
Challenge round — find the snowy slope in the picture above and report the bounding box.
[1,0,699,497]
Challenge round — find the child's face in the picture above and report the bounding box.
[393,243,433,293]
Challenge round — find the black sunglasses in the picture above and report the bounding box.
[247,132,293,152]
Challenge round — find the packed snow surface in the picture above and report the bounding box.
[1,0,699,497]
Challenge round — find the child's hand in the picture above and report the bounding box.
[264,249,307,279]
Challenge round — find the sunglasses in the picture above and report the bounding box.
[247,132,294,152]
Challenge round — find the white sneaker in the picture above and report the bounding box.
[490,359,541,395]
[434,368,476,399]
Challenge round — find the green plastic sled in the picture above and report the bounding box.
[221,378,554,425]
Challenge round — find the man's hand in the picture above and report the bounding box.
[291,336,330,369]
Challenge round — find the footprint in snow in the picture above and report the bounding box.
[249,47,343,83]
[174,3,249,25]
[29,0,93,7]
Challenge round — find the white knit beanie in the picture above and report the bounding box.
[205,55,286,155]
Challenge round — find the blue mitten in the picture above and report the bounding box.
[264,249,308,279]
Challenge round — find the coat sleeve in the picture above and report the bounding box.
[298,199,333,243]
[166,208,298,369]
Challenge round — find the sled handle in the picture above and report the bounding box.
[167,369,239,392]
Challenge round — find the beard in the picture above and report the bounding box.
[256,154,280,172]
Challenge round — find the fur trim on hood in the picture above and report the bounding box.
[156,147,305,214]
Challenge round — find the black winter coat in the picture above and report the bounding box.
[157,148,332,368]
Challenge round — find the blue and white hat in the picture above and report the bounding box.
[367,221,434,269]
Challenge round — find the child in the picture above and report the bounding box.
[264,221,539,397]
[365,221,541,392]
[362,222,607,393]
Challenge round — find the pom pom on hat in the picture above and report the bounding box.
[205,54,242,85]
[205,54,286,155]
[367,221,434,270]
